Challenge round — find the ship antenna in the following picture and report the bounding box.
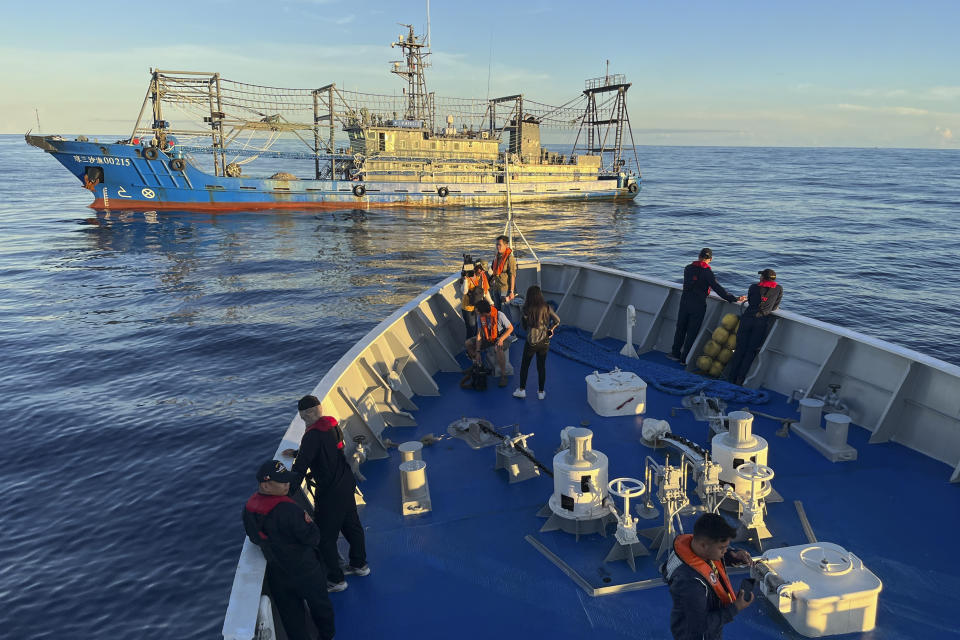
[426,0,431,51]
[486,32,493,101]
[34,108,41,134]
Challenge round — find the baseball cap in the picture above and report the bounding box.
[256,459,297,483]
[758,269,777,280]
[297,395,321,411]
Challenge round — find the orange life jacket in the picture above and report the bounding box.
[672,534,736,605]
[492,247,512,276]
[479,306,500,342]
[463,271,489,312]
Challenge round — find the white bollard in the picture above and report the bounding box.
[398,440,423,462]
[824,413,851,449]
[799,398,824,432]
[400,459,431,515]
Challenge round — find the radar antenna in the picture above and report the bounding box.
[390,24,435,130]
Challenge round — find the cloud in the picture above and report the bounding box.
[936,126,954,142]
[836,103,928,116]
[928,86,960,100]
[848,88,907,98]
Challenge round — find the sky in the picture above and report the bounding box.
[1,0,957,148]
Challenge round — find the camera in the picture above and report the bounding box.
[461,254,475,278]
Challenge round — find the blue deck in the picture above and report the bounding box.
[327,336,960,639]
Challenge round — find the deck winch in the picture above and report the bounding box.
[711,411,774,498]
[538,427,615,539]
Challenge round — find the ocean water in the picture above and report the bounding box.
[1,134,958,638]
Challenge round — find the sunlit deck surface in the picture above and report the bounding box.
[321,337,959,640]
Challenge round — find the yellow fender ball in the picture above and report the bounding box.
[697,356,714,372]
[703,340,721,357]
[717,348,733,364]
[726,334,737,349]
[712,327,730,344]
[708,361,725,377]
[721,313,739,331]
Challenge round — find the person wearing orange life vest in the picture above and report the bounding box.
[660,513,754,640]
[460,258,494,337]
[242,459,335,640]
[465,299,514,387]
[489,235,517,311]
[728,269,783,386]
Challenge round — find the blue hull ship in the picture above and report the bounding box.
[24,134,640,212]
[26,26,641,212]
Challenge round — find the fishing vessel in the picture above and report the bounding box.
[25,26,640,212]
[223,255,960,639]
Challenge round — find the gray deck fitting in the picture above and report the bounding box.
[525,535,667,597]
[794,500,818,544]
[538,508,615,541]
[604,538,650,572]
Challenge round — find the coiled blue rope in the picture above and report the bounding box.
[522,325,769,404]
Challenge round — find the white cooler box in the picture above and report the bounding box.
[752,542,882,637]
[586,368,646,417]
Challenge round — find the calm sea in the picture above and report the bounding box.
[1,134,957,638]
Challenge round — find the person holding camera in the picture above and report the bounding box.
[660,513,754,640]
[465,299,514,387]
[459,254,494,337]
[513,285,560,400]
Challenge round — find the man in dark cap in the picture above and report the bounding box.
[668,248,746,364]
[728,268,783,386]
[242,460,335,640]
[286,395,368,593]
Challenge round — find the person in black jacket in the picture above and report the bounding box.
[286,395,369,593]
[728,268,783,386]
[668,248,746,364]
[660,513,754,640]
[242,459,335,640]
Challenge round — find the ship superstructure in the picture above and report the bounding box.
[26,25,640,211]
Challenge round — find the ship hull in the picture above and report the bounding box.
[28,136,640,211]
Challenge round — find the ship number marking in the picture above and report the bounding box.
[73,155,132,167]
[141,188,156,199]
[118,187,131,199]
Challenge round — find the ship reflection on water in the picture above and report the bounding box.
[78,201,643,325]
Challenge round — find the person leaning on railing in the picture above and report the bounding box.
[242,460,335,640]
[284,395,370,593]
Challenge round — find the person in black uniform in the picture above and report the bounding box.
[242,460,335,640]
[660,513,754,640]
[728,268,783,386]
[668,248,746,364]
[286,395,369,593]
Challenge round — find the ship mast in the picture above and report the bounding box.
[571,68,641,176]
[390,24,435,130]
